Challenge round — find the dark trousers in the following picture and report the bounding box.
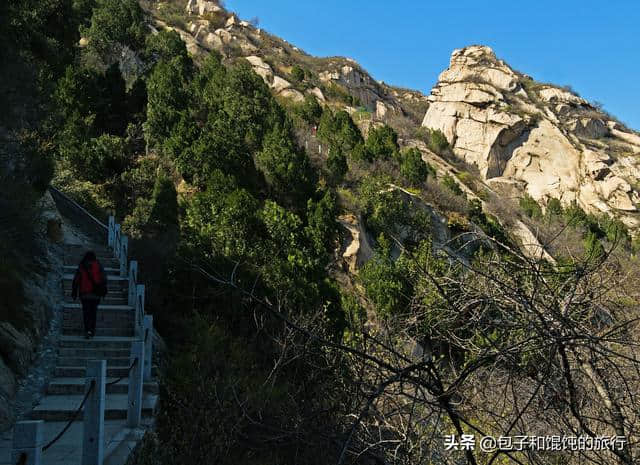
[81,298,99,333]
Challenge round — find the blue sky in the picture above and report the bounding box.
[225,0,639,130]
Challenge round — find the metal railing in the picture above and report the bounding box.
[12,350,145,464]
[48,187,108,242]
[12,197,155,465]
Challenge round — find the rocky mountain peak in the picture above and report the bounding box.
[422,45,640,228]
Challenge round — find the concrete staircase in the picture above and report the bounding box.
[29,244,159,425]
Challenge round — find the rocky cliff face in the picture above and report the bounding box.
[146,1,414,120]
[422,45,640,228]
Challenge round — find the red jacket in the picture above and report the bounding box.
[72,260,105,298]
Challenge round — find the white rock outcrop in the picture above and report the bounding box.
[421,45,640,224]
[186,0,222,16]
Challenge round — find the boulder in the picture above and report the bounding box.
[186,0,221,16]
[245,56,273,82]
[338,214,374,273]
[225,14,237,28]
[279,88,305,102]
[214,28,233,44]
[567,117,608,139]
[583,150,611,180]
[272,76,292,93]
[308,87,326,102]
[376,100,389,119]
[202,32,223,50]
[537,87,587,106]
[0,322,33,377]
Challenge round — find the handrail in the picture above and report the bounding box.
[41,380,96,452]
[48,186,108,231]
[106,357,138,387]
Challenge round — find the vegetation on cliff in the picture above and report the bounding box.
[5,1,640,464]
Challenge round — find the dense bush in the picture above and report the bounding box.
[290,65,305,82]
[427,128,450,154]
[441,173,464,196]
[365,125,399,160]
[83,0,146,62]
[317,109,363,154]
[400,148,432,186]
[519,193,543,219]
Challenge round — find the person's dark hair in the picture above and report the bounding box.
[81,251,97,266]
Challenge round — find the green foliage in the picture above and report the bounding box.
[326,148,348,185]
[360,236,410,318]
[290,65,305,82]
[519,193,542,219]
[359,176,407,237]
[55,63,129,137]
[82,134,132,183]
[305,190,339,259]
[601,216,629,244]
[256,122,316,204]
[317,109,363,154]
[293,94,323,126]
[350,142,372,162]
[145,55,193,147]
[400,148,431,186]
[324,82,360,106]
[583,231,605,259]
[427,128,450,154]
[546,197,563,216]
[122,197,153,239]
[184,172,261,261]
[222,62,283,153]
[441,174,463,196]
[365,125,399,160]
[172,111,252,188]
[562,202,606,238]
[145,30,191,64]
[84,0,146,62]
[468,199,509,243]
[150,175,179,229]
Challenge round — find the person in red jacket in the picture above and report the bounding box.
[71,251,108,339]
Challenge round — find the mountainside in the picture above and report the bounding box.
[422,45,640,228]
[146,0,640,235]
[7,1,640,463]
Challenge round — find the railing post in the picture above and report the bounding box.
[135,285,145,339]
[82,360,106,465]
[113,224,121,260]
[127,341,144,428]
[143,315,153,381]
[128,261,138,307]
[108,216,115,247]
[120,236,128,277]
[12,421,43,465]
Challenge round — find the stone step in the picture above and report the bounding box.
[64,257,121,268]
[62,328,135,337]
[55,365,158,378]
[62,310,134,321]
[58,335,137,349]
[63,298,129,307]
[63,287,128,296]
[62,273,128,285]
[61,323,134,332]
[47,377,159,395]
[30,393,158,421]
[63,265,122,276]
[64,243,111,252]
[63,302,133,312]
[62,321,134,331]
[57,356,136,367]
[58,348,131,358]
